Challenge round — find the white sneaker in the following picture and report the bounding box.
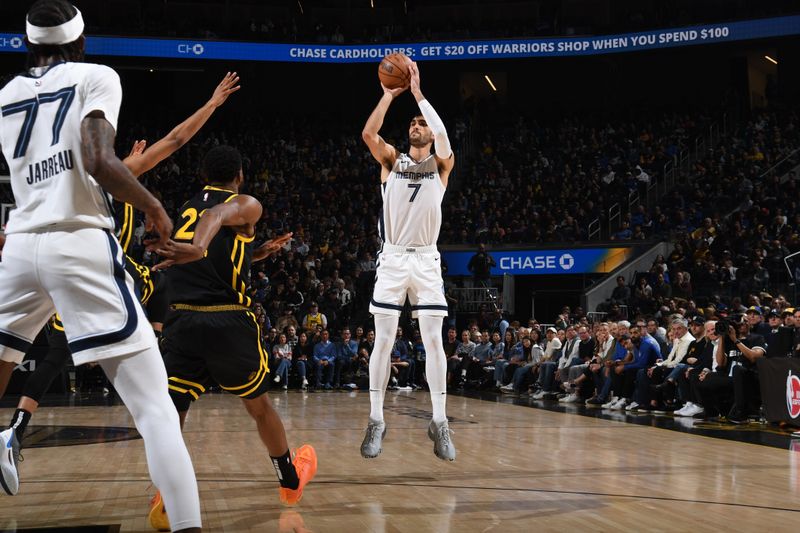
[500,384,514,391]
[674,402,693,416]
[0,428,20,495]
[301,378,309,390]
[560,393,580,403]
[625,401,640,411]
[274,375,281,383]
[684,404,705,417]
[612,398,628,410]
[532,391,546,400]
[601,397,618,409]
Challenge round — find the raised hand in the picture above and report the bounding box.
[208,72,241,108]
[128,139,147,158]
[381,82,408,99]
[254,232,293,261]
[408,60,422,97]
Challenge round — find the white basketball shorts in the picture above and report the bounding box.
[369,244,448,318]
[0,227,154,366]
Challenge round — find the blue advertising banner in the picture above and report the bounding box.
[1,15,798,63]
[442,247,633,276]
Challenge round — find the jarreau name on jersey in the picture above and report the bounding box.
[26,149,74,184]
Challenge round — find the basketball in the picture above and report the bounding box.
[378,53,410,89]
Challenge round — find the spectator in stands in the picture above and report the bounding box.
[293,331,314,390]
[335,327,359,389]
[696,316,766,423]
[674,320,718,417]
[271,333,292,390]
[302,301,327,333]
[635,276,654,313]
[313,329,337,389]
[492,309,509,339]
[627,317,693,410]
[746,306,770,336]
[451,329,476,388]
[559,326,598,402]
[534,326,574,398]
[501,332,543,394]
[652,273,673,301]
[610,276,631,306]
[646,319,667,356]
[276,305,300,334]
[782,308,795,328]
[673,271,693,300]
[467,244,496,287]
[607,324,660,410]
[356,329,375,378]
[493,328,517,387]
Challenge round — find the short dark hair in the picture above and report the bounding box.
[26,1,83,66]
[202,145,242,184]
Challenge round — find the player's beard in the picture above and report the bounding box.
[409,132,432,148]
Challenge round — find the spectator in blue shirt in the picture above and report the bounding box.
[313,329,337,389]
[334,328,359,389]
[608,325,660,409]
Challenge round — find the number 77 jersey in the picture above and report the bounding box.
[0,62,122,234]
[380,153,445,248]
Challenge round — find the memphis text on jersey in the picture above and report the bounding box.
[395,170,436,180]
[26,149,74,185]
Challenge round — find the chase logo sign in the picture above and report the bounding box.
[0,37,23,50]
[178,43,205,55]
[442,247,632,276]
[786,371,800,419]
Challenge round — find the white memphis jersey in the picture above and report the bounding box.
[379,153,445,247]
[0,62,122,234]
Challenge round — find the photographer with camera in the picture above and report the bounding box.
[695,315,766,423]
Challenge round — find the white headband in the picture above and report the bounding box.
[26,6,84,45]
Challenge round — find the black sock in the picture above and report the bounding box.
[10,409,31,441]
[270,450,299,490]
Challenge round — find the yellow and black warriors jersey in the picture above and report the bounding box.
[125,255,155,305]
[167,186,254,307]
[113,199,135,254]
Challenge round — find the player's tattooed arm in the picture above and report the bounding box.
[123,72,240,178]
[81,112,173,247]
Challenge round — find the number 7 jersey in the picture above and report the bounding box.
[0,62,122,234]
[380,153,445,247]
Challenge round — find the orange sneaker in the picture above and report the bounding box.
[148,490,171,531]
[279,444,317,506]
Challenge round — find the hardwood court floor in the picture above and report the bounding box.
[1,390,799,532]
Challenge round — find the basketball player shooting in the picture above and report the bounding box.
[360,60,456,461]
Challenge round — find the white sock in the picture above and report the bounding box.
[369,314,399,422]
[419,315,448,423]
